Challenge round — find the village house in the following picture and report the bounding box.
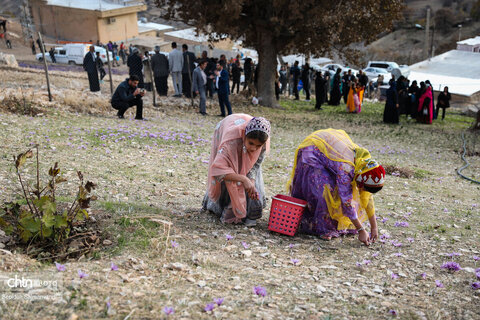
[456,35,480,53]
[29,0,147,43]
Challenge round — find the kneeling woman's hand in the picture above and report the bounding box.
[243,178,258,200]
[358,229,371,246]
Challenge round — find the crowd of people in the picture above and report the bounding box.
[383,77,451,125]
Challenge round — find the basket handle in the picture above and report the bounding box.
[272,196,307,208]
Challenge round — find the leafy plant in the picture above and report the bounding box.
[0,146,97,245]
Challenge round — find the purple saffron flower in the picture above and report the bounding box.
[394,252,403,257]
[214,297,224,306]
[356,262,362,267]
[407,237,414,243]
[394,221,409,228]
[171,240,178,248]
[55,262,66,272]
[363,260,371,265]
[473,256,480,261]
[381,217,389,223]
[443,208,449,213]
[435,280,444,288]
[163,306,174,315]
[391,240,402,247]
[372,252,380,258]
[241,241,250,249]
[476,272,480,280]
[388,309,397,316]
[420,272,427,280]
[110,262,118,271]
[78,269,89,279]
[225,234,233,241]
[391,273,399,279]
[106,300,111,309]
[291,258,299,265]
[204,303,215,312]
[288,243,295,249]
[380,234,391,240]
[441,261,462,272]
[253,286,267,297]
[446,252,461,258]
[472,282,480,290]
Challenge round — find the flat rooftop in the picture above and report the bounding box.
[46,0,144,11]
[409,50,480,96]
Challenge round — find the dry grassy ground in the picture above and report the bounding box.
[0,65,480,320]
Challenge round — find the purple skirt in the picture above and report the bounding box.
[291,146,357,238]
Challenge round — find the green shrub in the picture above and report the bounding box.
[0,146,97,244]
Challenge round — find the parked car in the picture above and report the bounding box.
[366,61,410,78]
[320,63,358,77]
[362,67,392,83]
[36,44,113,65]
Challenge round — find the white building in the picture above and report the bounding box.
[456,36,480,53]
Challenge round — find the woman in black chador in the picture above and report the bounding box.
[328,68,342,106]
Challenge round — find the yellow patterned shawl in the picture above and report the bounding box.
[286,129,379,230]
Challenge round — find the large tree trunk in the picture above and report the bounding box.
[256,30,278,107]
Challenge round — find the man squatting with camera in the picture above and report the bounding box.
[111,75,145,120]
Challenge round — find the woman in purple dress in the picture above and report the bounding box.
[287,129,386,246]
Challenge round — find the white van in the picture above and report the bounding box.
[36,44,113,65]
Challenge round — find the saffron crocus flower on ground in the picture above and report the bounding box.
[472,282,480,290]
[435,280,444,288]
[391,273,399,279]
[441,261,462,272]
[363,260,371,265]
[253,286,267,297]
[241,242,250,249]
[110,262,118,271]
[171,240,178,248]
[372,252,380,258]
[420,273,427,280]
[381,217,389,223]
[407,237,414,243]
[214,298,224,306]
[291,259,299,265]
[55,262,66,272]
[78,269,88,279]
[163,306,174,315]
[288,243,295,249]
[473,256,480,262]
[443,208,449,213]
[446,252,461,258]
[225,234,233,241]
[394,221,409,228]
[388,309,397,316]
[204,303,215,312]
[394,252,403,257]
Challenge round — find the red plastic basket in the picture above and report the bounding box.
[268,194,307,236]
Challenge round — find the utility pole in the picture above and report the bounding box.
[424,7,430,60]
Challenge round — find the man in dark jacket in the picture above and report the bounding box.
[231,60,242,94]
[151,46,169,96]
[290,61,301,100]
[83,46,100,92]
[127,48,144,88]
[215,63,232,116]
[111,75,145,120]
[243,57,253,91]
[202,51,215,98]
[182,44,196,98]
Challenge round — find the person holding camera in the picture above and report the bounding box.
[111,75,145,120]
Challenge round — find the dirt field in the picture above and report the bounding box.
[0,64,480,320]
